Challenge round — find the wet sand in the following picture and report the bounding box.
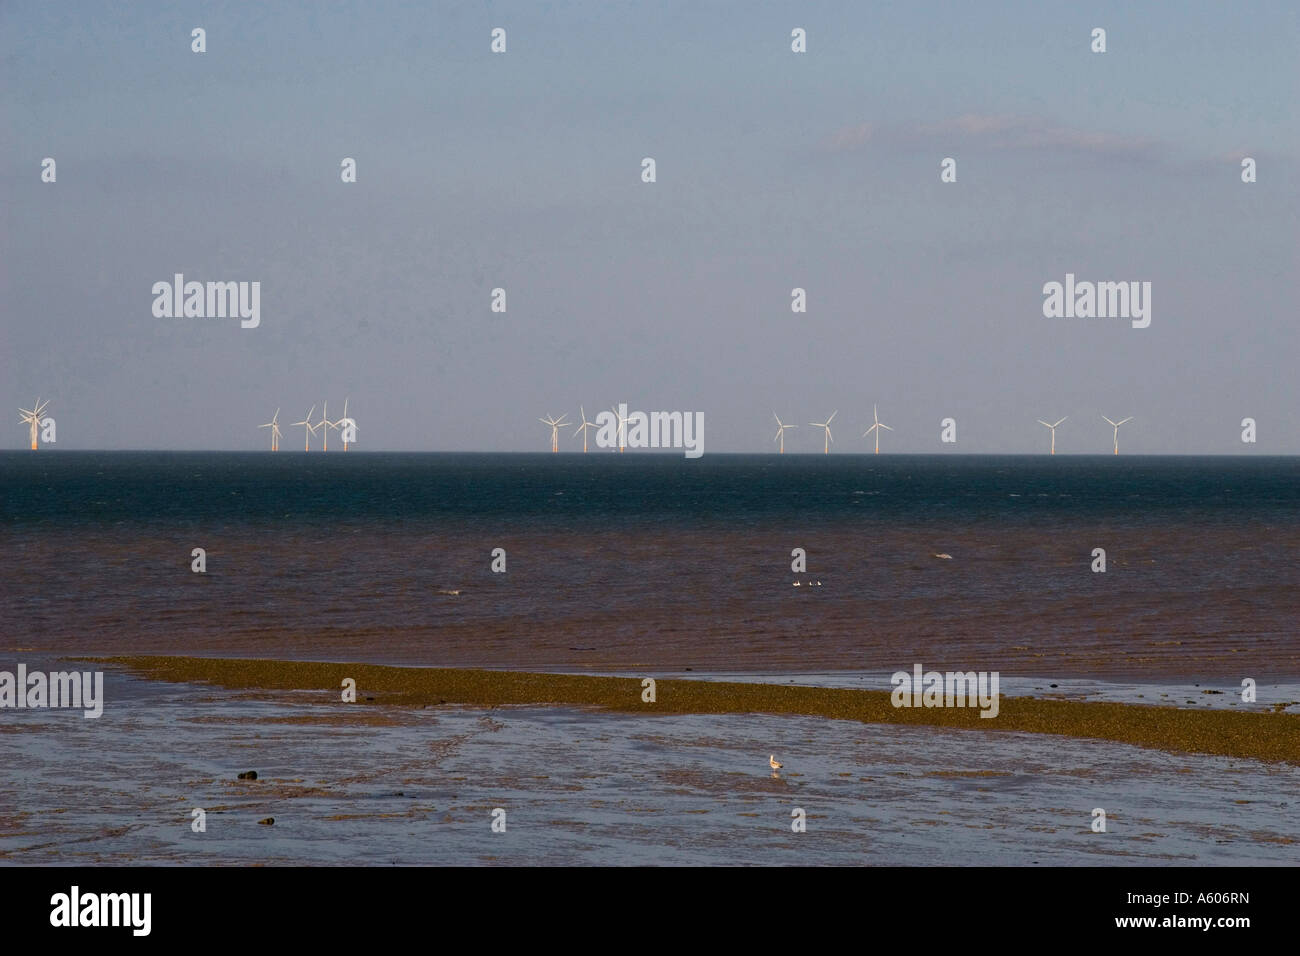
[5,664,1297,865]
[98,655,1300,765]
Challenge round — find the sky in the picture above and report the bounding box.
[3,0,1297,453]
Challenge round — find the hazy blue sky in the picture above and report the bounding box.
[4,1,1297,452]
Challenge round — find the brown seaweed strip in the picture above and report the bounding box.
[92,655,1300,765]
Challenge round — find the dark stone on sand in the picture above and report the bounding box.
[258,817,274,826]
[237,770,257,780]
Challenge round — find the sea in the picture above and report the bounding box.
[2,452,1298,865]
[2,452,1297,677]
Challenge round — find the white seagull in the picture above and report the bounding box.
[769,755,783,771]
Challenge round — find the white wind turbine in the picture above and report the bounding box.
[1037,416,1067,455]
[809,410,837,454]
[772,413,797,454]
[610,405,629,452]
[18,398,49,450]
[335,397,353,451]
[863,404,893,454]
[540,413,568,452]
[573,406,597,453]
[1102,415,1133,455]
[293,404,318,451]
[258,408,282,451]
[315,400,339,451]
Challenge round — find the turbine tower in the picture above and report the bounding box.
[1037,416,1067,455]
[258,408,282,451]
[337,397,352,451]
[809,410,836,454]
[539,413,568,452]
[772,413,797,454]
[863,404,893,454]
[316,401,339,451]
[573,406,597,452]
[293,405,318,451]
[1102,415,1133,455]
[610,405,629,452]
[18,398,49,450]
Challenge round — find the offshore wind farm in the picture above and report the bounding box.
[3,396,1283,457]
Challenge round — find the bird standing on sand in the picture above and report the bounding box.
[769,755,783,771]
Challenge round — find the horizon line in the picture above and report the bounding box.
[2,450,1295,458]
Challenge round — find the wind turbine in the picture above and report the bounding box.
[573,406,597,452]
[293,405,318,451]
[334,397,353,451]
[863,404,893,454]
[539,413,568,452]
[610,405,629,452]
[315,401,339,451]
[1102,415,1133,455]
[258,408,282,451]
[772,413,797,454]
[18,398,49,450]
[809,410,836,454]
[1037,416,1067,455]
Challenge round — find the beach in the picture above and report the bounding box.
[2,658,1297,866]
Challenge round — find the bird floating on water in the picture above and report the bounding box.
[769,755,783,770]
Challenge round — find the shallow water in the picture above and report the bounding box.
[4,453,1299,680]
[2,666,1295,865]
